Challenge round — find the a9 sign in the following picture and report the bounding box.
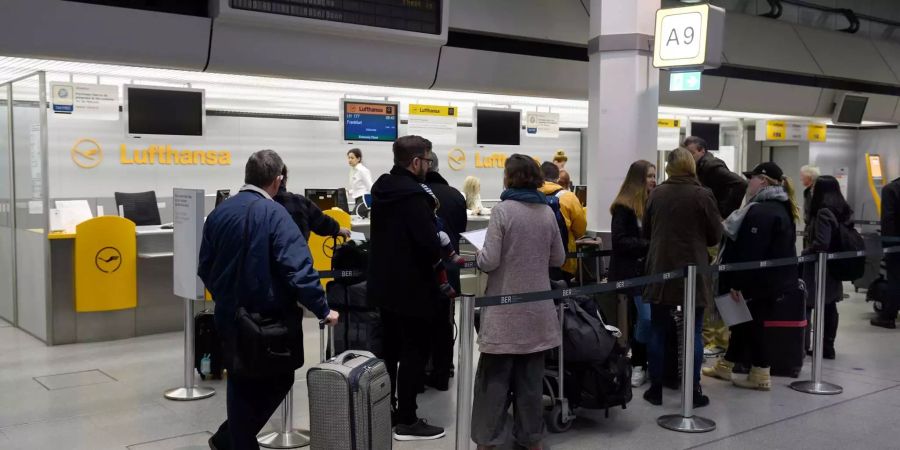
[657,11,703,61]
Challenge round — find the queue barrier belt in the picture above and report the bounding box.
[319,238,900,309]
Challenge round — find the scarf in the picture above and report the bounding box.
[500,188,547,205]
[722,186,789,240]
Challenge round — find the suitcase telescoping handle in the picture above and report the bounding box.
[318,321,335,363]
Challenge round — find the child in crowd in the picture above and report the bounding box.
[422,183,466,298]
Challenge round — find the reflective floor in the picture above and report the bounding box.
[1,287,898,449]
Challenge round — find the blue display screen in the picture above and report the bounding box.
[343,102,398,142]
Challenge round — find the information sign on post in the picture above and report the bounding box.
[653,4,725,70]
[173,188,205,299]
[525,111,560,138]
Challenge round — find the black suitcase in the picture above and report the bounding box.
[764,282,807,378]
[194,310,224,380]
[325,280,383,357]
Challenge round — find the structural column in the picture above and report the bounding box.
[587,0,660,231]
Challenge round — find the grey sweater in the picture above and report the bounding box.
[476,200,566,354]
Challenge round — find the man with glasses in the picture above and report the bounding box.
[368,135,446,441]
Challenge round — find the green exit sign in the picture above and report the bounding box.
[670,71,702,91]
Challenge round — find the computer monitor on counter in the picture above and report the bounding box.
[305,188,350,214]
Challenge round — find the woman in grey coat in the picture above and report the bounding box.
[472,154,566,450]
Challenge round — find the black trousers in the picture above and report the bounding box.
[805,303,839,351]
[725,298,774,368]
[212,372,295,450]
[881,262,900,320]
[382,308,432,425]
[428,297,455,382]
[471,352,545,447]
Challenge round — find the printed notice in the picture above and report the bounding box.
[408,104,458,145]
[51,83,120,120]
[525,112,560,138]
[714,292,752,327]
[461,228,488,251]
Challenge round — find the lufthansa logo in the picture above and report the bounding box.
[448,148,466,171]
[322,236,347,259]
[95,246,122,273]
[72,138,103,169]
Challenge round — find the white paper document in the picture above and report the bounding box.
[349,231,367,241]
[714,293,753,327]
[460,228,488,251]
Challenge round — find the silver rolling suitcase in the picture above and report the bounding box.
[308,324,392,450]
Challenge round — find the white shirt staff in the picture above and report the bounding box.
[347,148,373,200]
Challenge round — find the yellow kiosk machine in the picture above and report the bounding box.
[865,153,886,216]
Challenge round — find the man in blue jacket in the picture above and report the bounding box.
[200,149,339,450]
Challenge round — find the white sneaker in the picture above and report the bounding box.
[631,366,647,387]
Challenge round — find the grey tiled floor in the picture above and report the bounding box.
[1,288,899,449]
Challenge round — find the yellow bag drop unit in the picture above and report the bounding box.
[74,216,138,312]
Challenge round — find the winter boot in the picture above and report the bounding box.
[732,366,771,391]
[701,358,734,381]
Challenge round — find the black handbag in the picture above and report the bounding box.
[229,199,304,378]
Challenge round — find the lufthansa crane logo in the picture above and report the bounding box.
[71,138,103,169]
[95,247,122,273]
[322,236,347,259]
[447,148,466,171]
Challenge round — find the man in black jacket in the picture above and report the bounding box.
[684,136,748,219]
[423,149,467,391]
[873,177,900,329]
[369,135,445,441]
[274,166,351,241]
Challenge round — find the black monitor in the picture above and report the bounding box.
[833,93,868,125]
[215,190,230,208]
[574,185,587,208]
[690,122,720,151]
[305,189,350,214]
[475,108,521,146]
[126,86,204,136]
[114,191,161,226]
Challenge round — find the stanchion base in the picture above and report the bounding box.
[657,414,716,433]
[257,430,310,449]
[164,386,216,401]
[790,380,843,395]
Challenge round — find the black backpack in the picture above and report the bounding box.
[331,240,369,285]
[561,297,615,363]
[829,223,865,281]
[546,190,569,249]
[194,310,224,380]
[576,344,633,417]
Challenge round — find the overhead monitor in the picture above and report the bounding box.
[475,108,521,146]
[125,86,204,136]
[689,122,720,151]
[832,93,868,125]
[342,100,399,142]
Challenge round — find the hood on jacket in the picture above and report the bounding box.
[372,166,434,208]
[662,175,701,186]
[539,181,566,195]
[425,171,450,186]
[722,186,789,240]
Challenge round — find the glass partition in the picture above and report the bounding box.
[0,84,14,324]
[12,73,49,341]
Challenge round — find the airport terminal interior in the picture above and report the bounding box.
[2,0,900,449]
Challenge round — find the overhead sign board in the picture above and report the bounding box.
[669,71,702,91]
[653,4,725,69]
[407,104,458,145]
[525,111,560,138]
[755,120,828,142]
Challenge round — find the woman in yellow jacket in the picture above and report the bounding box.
[539,162,587,279]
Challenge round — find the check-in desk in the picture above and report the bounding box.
[45,223,203,345]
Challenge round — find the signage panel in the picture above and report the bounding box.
[173,188,205,300]
[51,83,120,120]
[525,112,560,138]
[653,4,725,69]
[408,104,458,145]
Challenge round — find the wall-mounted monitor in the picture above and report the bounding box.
[832,93,868,125]
[689,122,720,151]
[342,100,399,142]
[125,86,204,136]
[475,108,521,146]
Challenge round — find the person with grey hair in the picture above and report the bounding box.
[200,149,339,450]
[800,165,820,227]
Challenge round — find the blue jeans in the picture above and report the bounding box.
[647,304,705,388]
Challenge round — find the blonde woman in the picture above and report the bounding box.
[642,147,722,407]
[463,176,486,215]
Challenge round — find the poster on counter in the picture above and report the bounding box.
[525,111,560,138]
[173,188,205,300]
[407,104,458,145]
[50,82,120,120]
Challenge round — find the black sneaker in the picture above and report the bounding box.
[393,419,445,441]
[643,384,662,406]
[693,387,710,408]
[870,318,897,329]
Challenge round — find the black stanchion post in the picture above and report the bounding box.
[658,265,716,433]
[790,252,843,395]
[455,294,476,450]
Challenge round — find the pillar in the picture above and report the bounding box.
[586,0,660,232]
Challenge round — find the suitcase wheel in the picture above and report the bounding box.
[545,404,574,433]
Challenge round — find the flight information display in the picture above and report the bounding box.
[230,0,441,35]
[343,101,399,142]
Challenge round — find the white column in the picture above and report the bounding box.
[587,0,660,232]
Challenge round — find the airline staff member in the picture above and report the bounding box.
[348,148,374,209]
